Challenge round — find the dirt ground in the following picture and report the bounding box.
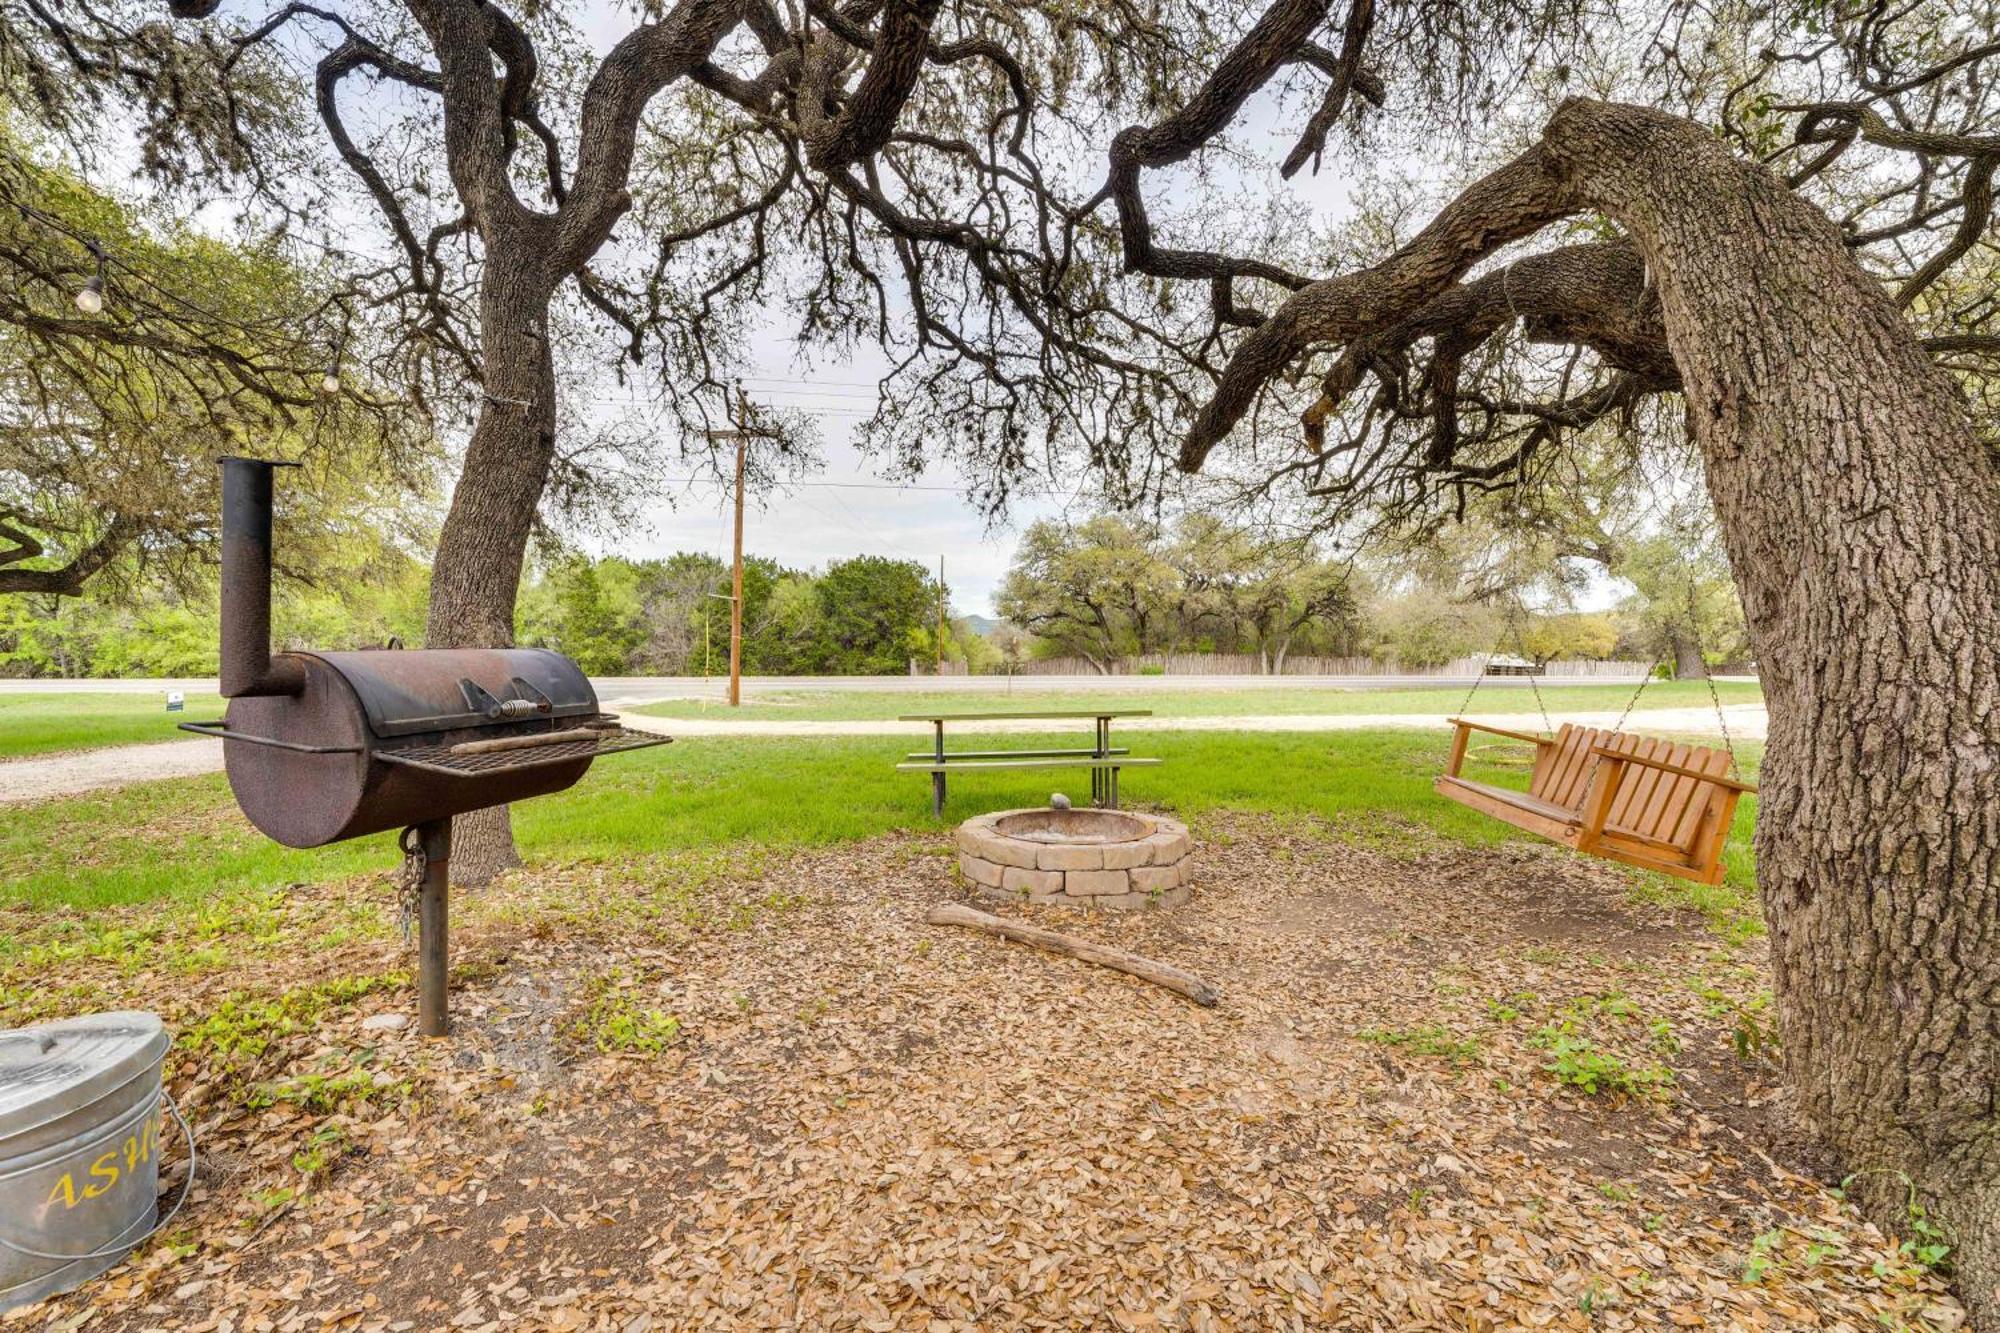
[9,815,1961,1332]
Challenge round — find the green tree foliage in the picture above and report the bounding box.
[998,518,1188,670]
[514,552,942,676]
[1168,516,1362,669]
[1615,528,1750,676]
[1516,613,1622,666]
[998,516,1361,672]
[532,558,643,676]
[809,556,936,675]
[0,123,426,599]
[1364,595,1499,670]
[0,549,430,678]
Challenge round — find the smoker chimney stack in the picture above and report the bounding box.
[217,456,305,698]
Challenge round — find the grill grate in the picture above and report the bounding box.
[375,722,670,778]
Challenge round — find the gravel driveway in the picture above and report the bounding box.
[0,736,225,804]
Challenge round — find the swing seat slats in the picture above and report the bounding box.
[1436,719,1757,885]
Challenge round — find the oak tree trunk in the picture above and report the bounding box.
[1667,626,1708,680]
[1545,100,2000,1322]
[425,254,561,886]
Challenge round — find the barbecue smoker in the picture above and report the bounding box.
[183,457,669,1036]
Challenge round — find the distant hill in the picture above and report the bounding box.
[960,614,1004,638]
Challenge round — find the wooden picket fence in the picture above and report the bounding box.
[917,653,1653,678]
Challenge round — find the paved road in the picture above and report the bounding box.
[2,672,1693,701]
[614,705,1766,740]
[0,704,1767,805]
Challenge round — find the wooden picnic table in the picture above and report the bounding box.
[895,709,1157,816]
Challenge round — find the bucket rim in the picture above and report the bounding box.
[0,1012,169,1146]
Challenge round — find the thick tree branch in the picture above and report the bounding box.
[0,513,136,595]
[1096,0,1338,322]
[555,0,746,275]
[1279,0,1376,178]
[1180,141,1577,469]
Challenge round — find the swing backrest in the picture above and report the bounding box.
[1529,725,1736,850]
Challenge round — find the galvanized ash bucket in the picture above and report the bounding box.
[0,1012,189,1313]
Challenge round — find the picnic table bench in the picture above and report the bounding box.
[895,709,1160,817]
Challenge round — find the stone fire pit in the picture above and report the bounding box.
[955,807,1193,910]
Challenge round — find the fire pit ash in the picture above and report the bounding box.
[955,806,1192,909]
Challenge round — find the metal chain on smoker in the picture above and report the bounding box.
[394,825,425,944]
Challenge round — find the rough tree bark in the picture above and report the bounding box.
[425,250,562,884]
[390,0,740,884]
[1537,99,2000,1319]
[1666,627,1708,681]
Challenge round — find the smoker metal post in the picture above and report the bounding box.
[217,456,305,698]
[416,818,451,1037]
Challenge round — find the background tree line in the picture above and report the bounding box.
[515,552,955,677]
[996,513,1748,676]
[0,545,956,680]
[1,504,1748,680]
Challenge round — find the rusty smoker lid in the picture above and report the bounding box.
[0,1012,168,1152]
[310,647,598,739]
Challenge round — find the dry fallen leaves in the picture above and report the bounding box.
[5,814,1965,1331]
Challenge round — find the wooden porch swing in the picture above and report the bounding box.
[1433,596,1756,885]
[1435,718,1754,884]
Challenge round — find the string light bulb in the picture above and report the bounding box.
[75,239,108,315]
[321,327,345,395]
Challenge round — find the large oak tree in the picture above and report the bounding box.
[140,0,1259,878]
[1133,1,2000,1320]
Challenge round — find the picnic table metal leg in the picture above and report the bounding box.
[1110,765,1120,810]
[932,721,946,818]
[1092,717,1109,807]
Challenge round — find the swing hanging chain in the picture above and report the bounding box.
[1519,605,1556,738]
[1678,553,1744,780]
[1705,666,1742,779]
[1609,658,1660,735]
[1454,648,1489,721]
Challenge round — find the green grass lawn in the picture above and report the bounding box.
[630,679,1764,724]
[1,727,1762,931]
[0,691,224,758]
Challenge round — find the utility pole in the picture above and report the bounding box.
[704,592,733,683]
[729,434,746,705]
[937,554,947,677]
[705,384,767,708]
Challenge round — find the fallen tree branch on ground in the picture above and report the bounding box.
[925,902,1220,1007]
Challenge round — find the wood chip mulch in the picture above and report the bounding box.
[8,814,1965,1331]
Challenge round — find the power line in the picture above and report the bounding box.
[733,383,882,399]
[736,375,884,390]
[652,474,1077,497]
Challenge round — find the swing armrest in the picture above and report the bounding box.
[1589,747,1758,794]
[1446,718,1552,747]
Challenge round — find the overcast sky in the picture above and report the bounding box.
[561,12,1373,618]
[603,373,1090,620]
